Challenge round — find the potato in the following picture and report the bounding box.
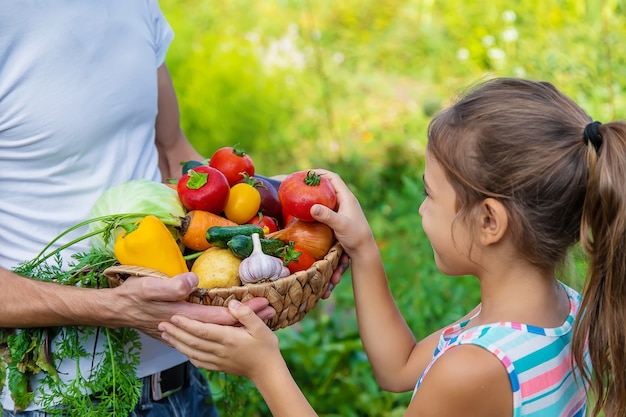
[191,247,242,289]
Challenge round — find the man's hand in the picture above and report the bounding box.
[110,271,275,339]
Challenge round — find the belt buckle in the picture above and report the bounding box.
[150,363,186,401]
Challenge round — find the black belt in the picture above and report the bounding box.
[146,362,189,401]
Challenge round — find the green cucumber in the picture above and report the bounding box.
[205,224,265,248]
[227,235,287,259]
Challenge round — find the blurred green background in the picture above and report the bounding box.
[160,1,624,415]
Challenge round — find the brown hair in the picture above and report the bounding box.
[575,120,626,416]
[427,77,626,416]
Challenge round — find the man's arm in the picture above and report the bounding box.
[0,266,274,338]
[155,63,204,182]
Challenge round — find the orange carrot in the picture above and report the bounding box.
[179,210,237,251]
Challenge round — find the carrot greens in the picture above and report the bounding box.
[0,246,142,416]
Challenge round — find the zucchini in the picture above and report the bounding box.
[206,224,265,248]
[227,235,287,259]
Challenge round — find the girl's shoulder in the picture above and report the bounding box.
[409,343,511,415]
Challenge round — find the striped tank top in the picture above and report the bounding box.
[413,282,589,416]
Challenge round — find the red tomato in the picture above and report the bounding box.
[281,242,316,273]
[209,146,255,186]
[177,166,230,214]
[247,213,278,234]
[278,170,337,222]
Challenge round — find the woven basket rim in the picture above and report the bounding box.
[103,242,343,330]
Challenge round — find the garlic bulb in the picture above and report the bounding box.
[239,233,285,284]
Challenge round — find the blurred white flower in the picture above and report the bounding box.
[482,35,495,47]
[514,66,526,77]
[333,52,345,64]
[259,24,307,72]
[487,47,506,69]
[245,31,260,44]
[502,10,517,23]
[502,27,518,43]
[457,48,470,61]
[488,48,505,60]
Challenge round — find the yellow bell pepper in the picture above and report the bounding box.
[113,215,189,277]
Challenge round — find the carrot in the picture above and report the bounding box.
[179,210,237,251]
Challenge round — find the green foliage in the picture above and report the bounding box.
[172,33,293,160]
[278,317,409,417]
[205,372,263,416]
[157,1,619,415]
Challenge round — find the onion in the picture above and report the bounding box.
[267,219,334,260]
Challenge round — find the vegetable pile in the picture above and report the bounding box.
[159,145,339,287]
[0,145,338,416]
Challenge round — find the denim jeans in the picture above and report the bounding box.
[1,365,219,417]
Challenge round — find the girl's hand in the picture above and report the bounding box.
[310,170,375,257]
[158,300,284,381]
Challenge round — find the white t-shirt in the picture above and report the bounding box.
[0,1,187,410]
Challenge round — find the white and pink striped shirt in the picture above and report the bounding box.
[414,283,589,416]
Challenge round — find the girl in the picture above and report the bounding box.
[158,78,621,416]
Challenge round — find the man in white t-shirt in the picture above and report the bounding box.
[0,2,276,415]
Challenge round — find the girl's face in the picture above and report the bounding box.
[419,152,475,276]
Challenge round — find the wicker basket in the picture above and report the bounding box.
[104,243,343,330]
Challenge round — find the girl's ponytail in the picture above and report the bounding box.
[573,121,626,417]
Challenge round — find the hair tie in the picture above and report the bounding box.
[583,121,603,152]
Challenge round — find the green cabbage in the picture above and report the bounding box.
[88,179,186,254]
